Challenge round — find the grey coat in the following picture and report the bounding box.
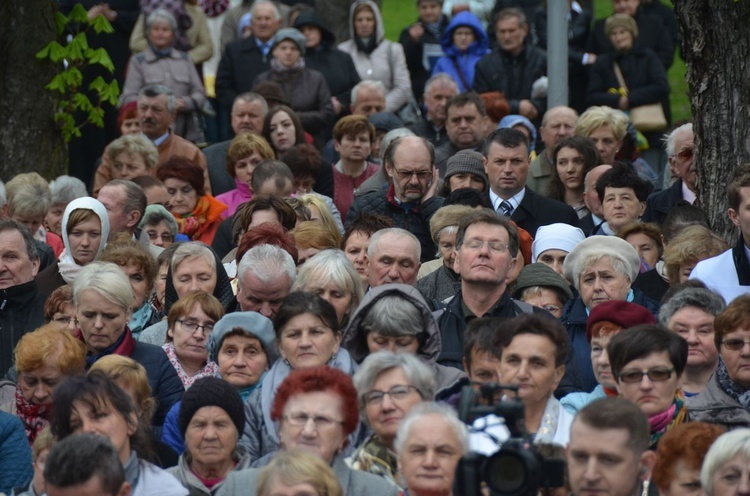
[216,454,399,496]
[168,450,253,496]
[686,372,750,430]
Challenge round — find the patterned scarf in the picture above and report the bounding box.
[717,357,750,408]
[162,342,219,389]
[173,195,225,240]
[648,389,687,448]
[349,434,402,488]
[199,0,229,17]
[270,56,306,74]
[15,386,50,444]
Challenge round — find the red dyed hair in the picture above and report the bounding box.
[236,223,299,265]
[117,101,138,130]
[156,157,205,197]
[271,366,359,436]
[652,422,725,492]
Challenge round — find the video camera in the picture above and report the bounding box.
[455,383,565,496]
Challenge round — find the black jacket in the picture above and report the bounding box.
[0,280,45,376]
[216,35,272,109]
[203,140,234,196]
[642,178,685,225]
[399,15,450,100]
[409,114,448,148]
[500,187,580,238]
[586,12,674,70]
[472,44,547,118]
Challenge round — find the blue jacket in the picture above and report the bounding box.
[0,411,32,494]
[432,12,489,93]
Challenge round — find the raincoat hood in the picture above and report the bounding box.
[440,11,489,57]
[348,0,385,44]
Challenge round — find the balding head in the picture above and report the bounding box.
[584,164,612,217]
[368,228,421,287]
[540,106,578,156]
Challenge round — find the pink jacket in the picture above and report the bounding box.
[215,179,252,219]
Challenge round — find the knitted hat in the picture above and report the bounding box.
[207,311,279,365]
[178,377,245,437]
[585,300,656,343]
[531,223,586,263]
[444,150,488,188]
[271,28,307,55]
[563,235,641,291]
[513,263,574,301]
[605,13,639,39]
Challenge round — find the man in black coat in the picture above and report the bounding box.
[434,92,487,176]
[408,74,458,148]
[483,128,579,238]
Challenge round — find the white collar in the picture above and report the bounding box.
[682,181,697,204]
[489,187,526,212]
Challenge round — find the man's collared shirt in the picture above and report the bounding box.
[489,187,526,214]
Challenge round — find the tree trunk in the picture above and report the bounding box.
[317,0,381,44]
[674,0,750,242]
[0,0,66,181]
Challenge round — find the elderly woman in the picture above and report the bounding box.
[100,235,160,338]
[439,150,488,197]
[45,176,88,239]
[395,402,468,496]
[106,134,159,182]
[608,324,688,448]
[35,197,110,301]
[560,235,659,394]
[215,134,276,219]
[157,157,227,244]
[530,223,585,283]
[619,222,663,271]
[253,28,334,138]
[293,250,364,328]
[592,164,651,237]
[0,325,85,444]
[659,287,725,396]
[121,9,207,144]
[350,351,435,486]
[43,285,77,333]
[574,105,629,167]
[340,213,393,286]
[72,262,184,426]
[416,205,474,301]
[222,366,399,496]
[257,450,343,496]
[687,295,750,429]
[664,225,728,285]
[700,429,750,496]
[164,291,224,389]
[51,371,188,495]
[291,222,341,266]
[652,422,725,496]
[139,204,185,249]
[168,377,252,494]
[513,263,574,319]
[342,284,465,395]
[560,300,656,413]
[548,136,600,219]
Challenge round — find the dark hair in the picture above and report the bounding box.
[262,105,306,153]
[44,433,125,495]
[575,397,650,454]
[156,157,206,197]
[444,188,494,208]
[382,136,435,171]
[445,91,487,119]
[595,163,652,203]
[483,127,530,157]
[495,313,570,367]
[341,213,394,249]
[232,196,298,243]
[333,114,375,143]
[661,202,710,243]
[463,317,503,369]
[455,209,519,258]
[273,291,341,339]
[280,144,321,181]
[714,295,750,351]
[617,222,664,260]
[493,7,526,28]
[607,325,688,381]
[547,136,600,201]
[0,219,39,261]
[250,160,295,193]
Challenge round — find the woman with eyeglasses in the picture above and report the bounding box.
[349,351,434,487]
[220,366,399,496]
[163,291,224,390]
[687,295,750,429]
[607,324,688,448]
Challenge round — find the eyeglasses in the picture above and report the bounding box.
[619,367,675,384]
[363,385,419,406]
[283,413,343,429]
[722,339,750,351]
[461,239,508,253]
[675,148,694,160]
[146,231,174,243]
[541,304,561,313]
[177,320,215,334]
[393,169,432,180]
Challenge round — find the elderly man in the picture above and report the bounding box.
[527,106,578,195]
[580,164,613,235]
[203,93,269,196]
[437,210,549,369]
[367,228,422,288]
[566,398,655,496]
[94,85,210,196]
[434,92,488,176]
[473,8,547,121]
[97,179,147,237]
[235,244,296,319]
[348,136,443,263]
[484,128,579,238]
[0,220,44,374]
[643,123,696,225]
[409,74,459,148]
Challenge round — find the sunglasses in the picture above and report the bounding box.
[619,367,674,384]
[675,148,694,160]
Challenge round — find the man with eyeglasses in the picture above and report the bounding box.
[436,209,550,369]
[643,123,696,225]
[347,136,443,263]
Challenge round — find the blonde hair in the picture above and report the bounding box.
[89,355,157,422]
[106,134,159,171]
[663,225,728,284]
[292,221,341,252]
[575,106,629,143]
[6,172,51,218]
[299,195,342,246]
[257,450,343,496]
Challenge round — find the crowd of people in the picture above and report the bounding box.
[5,0,750,495]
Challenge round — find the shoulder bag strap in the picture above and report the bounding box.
[612,62,629,96]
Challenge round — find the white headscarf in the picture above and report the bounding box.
[58,197,110,284]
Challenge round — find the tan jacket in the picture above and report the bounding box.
[130,3,214,64]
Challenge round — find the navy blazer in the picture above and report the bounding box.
[642,178,685,225]
[500,187,581,238]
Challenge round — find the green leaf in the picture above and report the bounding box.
[69,3,89,24]
[89,107,105,127]
[102,79,121,106]
[48,41,67,63]
[91,14,115,35]
[89,76,107,93]
[36,43,52,60]
[55,12,69,36]
[45,74,66,93]
[73,93,94,113]
[66,33,89,62]
[66,67,84,90]
[89,48,114,72]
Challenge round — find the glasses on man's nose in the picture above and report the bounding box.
[393,169,431,180]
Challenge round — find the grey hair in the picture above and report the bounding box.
[359,294,424,337]
[394,402,469,456]
[353,351,436,417]
[367,227,422,263]
[138,204,178,236]
[251,0,281,20]
[424,73,459,96]
[575,254,632,290]
[233,92,269,115]
[658,287,726,327]
[171,242,216,274]
[73,261,134,312]
[44,433,125,495]
[0,219,39,261]
[6,172,51,217]
[50,176,88,205]
[293,250,364,315]
[434,225,458,258]
[351,80,387,106]
[139,84,176,113]
[701,429,750,495]
[101,179,147,220]
[380,128,416,162]
[237,244,296,286]
[664,123,693,157]
[0,180,5,208]
[145,8,177,33]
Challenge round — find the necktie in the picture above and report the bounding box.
[499,200,513,217]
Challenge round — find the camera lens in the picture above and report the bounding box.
[486,451,527,494]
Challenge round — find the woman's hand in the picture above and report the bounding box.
[332,96,343,115]
[408,23,424,42]
[618,95,629,110]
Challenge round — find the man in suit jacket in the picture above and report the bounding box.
[483,128,579,238]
